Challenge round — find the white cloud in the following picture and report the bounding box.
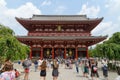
[92,21,120,38]
[55,6,66,14]
[92,22,112,36]
[102,0,120,38]
[80,1,120,38]
[0,1,41,35]
[105,0,120,14]
[0,0,6,7]
[41,0,51,6]
[5,2,41,18]
[105,4,109,8]
[78,4,100,17]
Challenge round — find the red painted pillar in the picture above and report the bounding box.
[40,47,41,58]
[40,47,43,59]
[52,47,54,59]
[75,47,78,59]
[64,47,66,59]
[30,46,32,59]
[86,47,89,59]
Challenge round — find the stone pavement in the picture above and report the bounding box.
[14,63,118,80]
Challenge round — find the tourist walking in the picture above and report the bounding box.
[83,62,89,77]
[102,65,108,80]
[102,59,108,80]
[39,60,47,80]
[0,61,16,80]
[75,59,79,73]
[91,60,99,80]
[34,59,38,72]
[52,59,59,80]
[22,58,32,80]
[81,60,85,75]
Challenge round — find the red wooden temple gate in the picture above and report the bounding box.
[16,15,107,59]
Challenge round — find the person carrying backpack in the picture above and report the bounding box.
[102,65,108,79]
[22,58,32,80]
[91,61,99,80]
[102,59,108,80]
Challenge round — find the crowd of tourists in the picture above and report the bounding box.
[0,58,120,80]
[0,58,59,80]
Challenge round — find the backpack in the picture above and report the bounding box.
[23,60,31,67]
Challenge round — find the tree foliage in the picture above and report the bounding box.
[89,32,120,60]
[0,24,30,61]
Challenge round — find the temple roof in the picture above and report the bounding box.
[16,15,103,21]
[32,15,88,21]
[15,15,103,32]
[17,35,107,46]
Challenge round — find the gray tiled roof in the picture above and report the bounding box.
[16,15,102,21]
[31,15,89,21]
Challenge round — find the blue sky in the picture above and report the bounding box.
[0,0,120,38]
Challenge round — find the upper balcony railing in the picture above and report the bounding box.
[28,32,91,37]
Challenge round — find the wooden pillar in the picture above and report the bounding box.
[64,47,66,59]
[52,47,54,59]
[75,47,78,59]
[86,47,89,59]
[40,47,43,59]
[30,46,32,59]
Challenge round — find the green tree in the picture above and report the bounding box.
[106,32,120,44]
[89,32,120,60]
[0,24,30,61]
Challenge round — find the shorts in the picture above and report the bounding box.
[24,68,29,73]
